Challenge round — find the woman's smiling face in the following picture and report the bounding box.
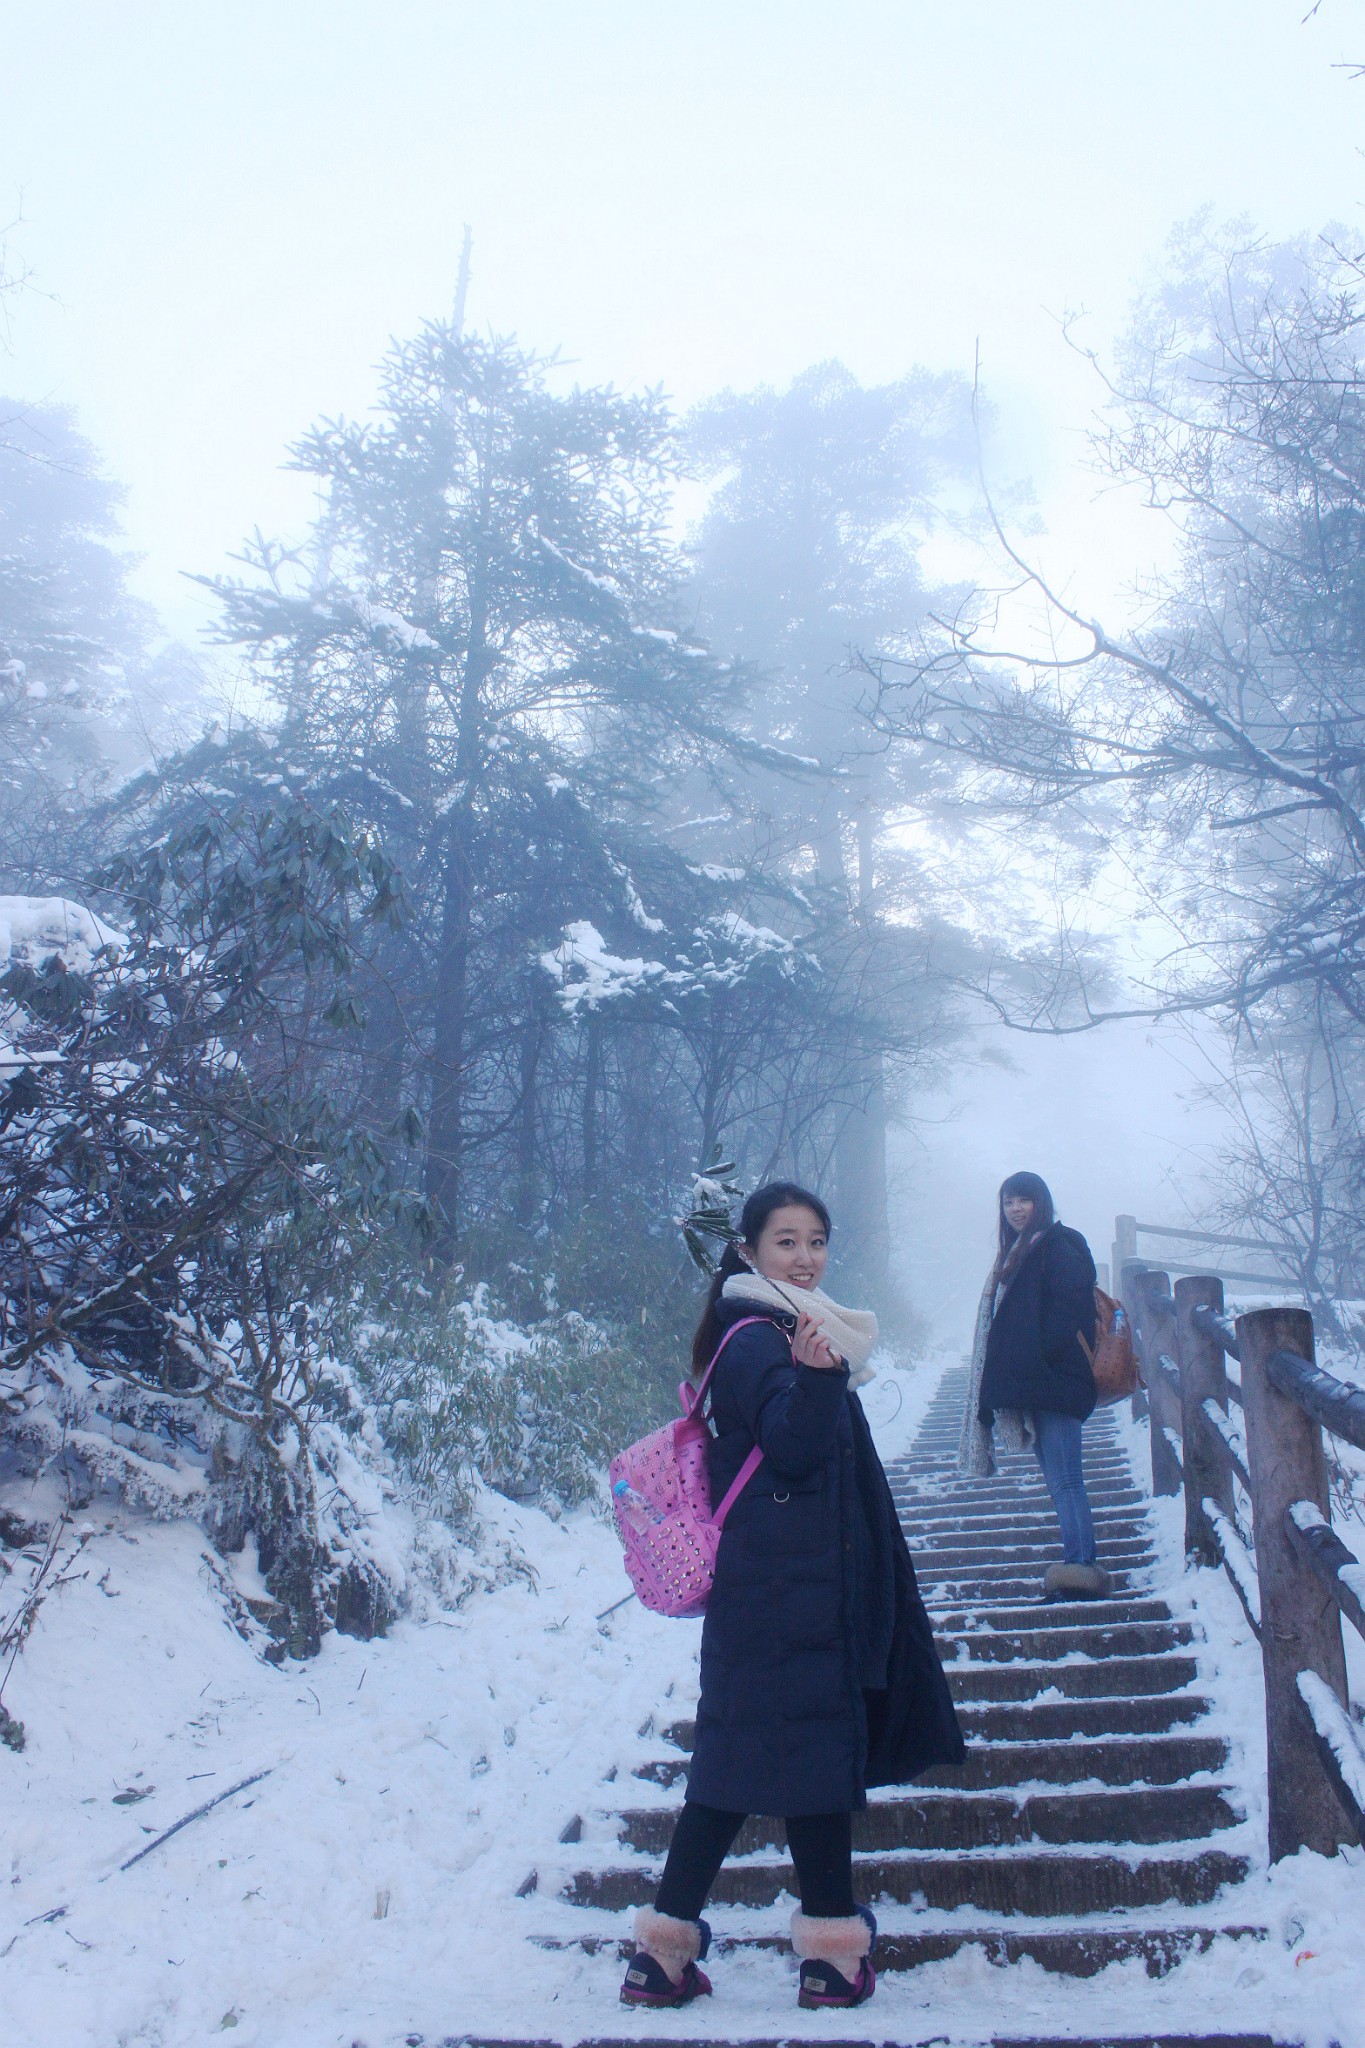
[747,1203,829,1290]
[1003,1193,1036,1234]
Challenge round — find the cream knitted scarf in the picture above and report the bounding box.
[957,1259,1037,1477]
[721,1272,879,1387]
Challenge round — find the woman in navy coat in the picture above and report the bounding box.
[621,1182,963,2015]
[960,1170,1107,1602]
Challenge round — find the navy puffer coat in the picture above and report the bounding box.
[978,1222,1098,1425]
[686,1300,964,1817]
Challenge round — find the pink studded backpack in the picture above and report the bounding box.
[608,1318,768,1617]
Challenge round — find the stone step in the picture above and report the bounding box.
[896,1466,1129,1482]
[918,1550,1154,1579]
[898,1438,1130,1461]
[915,1730,1232,1789]
[563,1844,1250,1914]
[661,1684,1211,1759]
[895,1435,1123,1449]
[947,1652,1198,1704]
[615,1783,1243,1855]
[915,1524,1154,1546]
[917,1572,1153,1605]
[894,1456,1133,1476]
[900,1499,1146,1531]
[934,1618,1194,1663]
[930,1596,1175,1631]
[956,1693,1214,1742]
[916,1567,1155,1603]
[897,1486,1148,1513]
[911,1539,1155,1569]
[632,1728,1231,1795]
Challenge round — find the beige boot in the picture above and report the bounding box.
[1043,1560,1112,1602]
[792,1907,876,2008]
[620,1907,712,2006]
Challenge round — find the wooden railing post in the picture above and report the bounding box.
[1237,1306,1355,1861]
[1173,1275,1234,1568]
[1113,1214,1138,1288]
[1115,1216,1147,1420]
[1126,1267,1182,1498]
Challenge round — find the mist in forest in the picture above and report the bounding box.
[5,0,1365,1583]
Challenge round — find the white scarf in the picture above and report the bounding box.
[721,1272,879,1388]
[957,1264,1036,1476]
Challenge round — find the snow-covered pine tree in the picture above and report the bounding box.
[201,326,739,1263]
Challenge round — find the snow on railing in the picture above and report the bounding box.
[1116,1236,1365,1862]
[1203,1499,1261,1630]
[1265,1346,1365,1455]
[1201,1397,1250,1490]
[1296,1671,1365,1824]
[1287,1500,1365,1647]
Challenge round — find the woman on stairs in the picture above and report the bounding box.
[959,1171,1111,1603]
[621,1181,964,2014]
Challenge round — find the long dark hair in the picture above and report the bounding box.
[690,1180,833,1376]
[996,1170,1055,1274]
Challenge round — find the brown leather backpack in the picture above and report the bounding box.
[1079,1288,1138,1405]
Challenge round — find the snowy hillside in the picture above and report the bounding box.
[0,1354,934,2046]
[5,1348,1365,2048]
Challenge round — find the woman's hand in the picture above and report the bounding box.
[793,1311,843,1372]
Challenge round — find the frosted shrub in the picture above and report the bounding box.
[0,788,413,1659]
[348,1282,665,1521]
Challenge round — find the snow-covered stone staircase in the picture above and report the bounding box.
[522,1364,1278,2044]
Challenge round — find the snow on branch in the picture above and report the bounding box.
[540,921,673,1014]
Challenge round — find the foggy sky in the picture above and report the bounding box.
[4,2,1362,646]
[4,2,1360,1328]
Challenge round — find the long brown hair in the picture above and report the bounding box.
[690,1180,832,1376]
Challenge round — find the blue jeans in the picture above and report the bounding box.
[1033,1411,1096,1565]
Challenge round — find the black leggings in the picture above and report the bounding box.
[654,1799,856,1921]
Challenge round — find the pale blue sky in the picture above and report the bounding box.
[3,1,1363,641]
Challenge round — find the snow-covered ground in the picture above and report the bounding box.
[2,1346,1363,2047]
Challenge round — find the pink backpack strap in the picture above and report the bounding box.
[692,1313,785,1529]
[711,1443,765,1528]
[690,1314,770,1409]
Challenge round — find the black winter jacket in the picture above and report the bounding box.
[978,1222,1098,1426]
[686,1300,964,1817]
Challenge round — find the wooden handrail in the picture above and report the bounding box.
[1114,1226,1365,1860]
[1264,1347,1365,1455]
[1190,1301,1241,1361]
[1285,1503,1365,1646]
[1132,1221,1297,1256]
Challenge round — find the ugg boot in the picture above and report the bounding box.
[1043,1561,1112,1603]
[620,1907,713,2007]
[792,1905,876,2009]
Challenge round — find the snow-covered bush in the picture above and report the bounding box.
[0,793,413,1657]
[346,1277,668,1523]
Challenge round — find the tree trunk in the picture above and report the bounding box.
[834,802,890,1300]
[515,1015,543,1227]
[834,1058,890,1297]
[582,1017,600,1203]
[422,531,490,1263]
[425,802,474,1260]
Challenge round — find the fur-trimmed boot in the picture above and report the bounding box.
[1043,1561,1112,1603]
[620,1907,713,2008]
[792,1905,876,2009]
